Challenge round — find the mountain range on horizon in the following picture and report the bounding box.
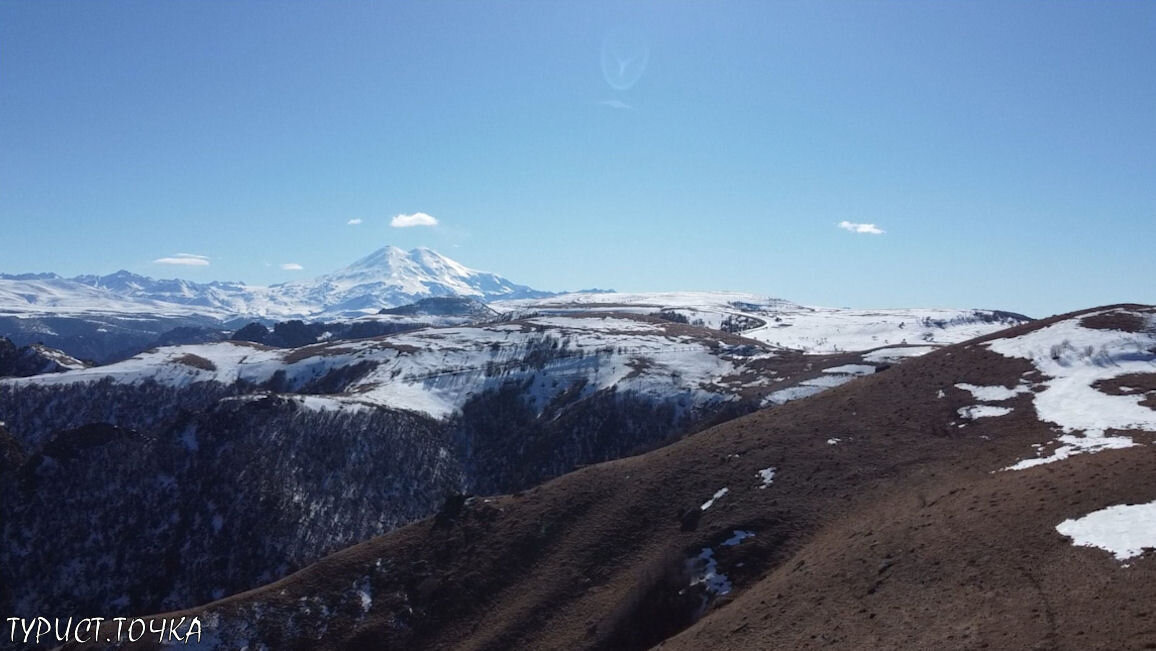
[0,245,556,321]
[0,244,1038,366]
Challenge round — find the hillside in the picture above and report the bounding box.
[89,304,1156,650]
[2,311,911,623]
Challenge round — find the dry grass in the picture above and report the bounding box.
[172,353,216,371]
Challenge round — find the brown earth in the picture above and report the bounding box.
[62,305,1156,651]
[1079,308,1153,333]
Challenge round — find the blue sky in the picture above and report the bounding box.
[1,1,1153,317]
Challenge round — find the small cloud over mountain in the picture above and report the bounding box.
[390,212,439,228]
[838,221,885,235]
[280,263,304,271]
[154,253,210,266]
[347,218,363,225]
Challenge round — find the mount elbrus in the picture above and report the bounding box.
[0,246,548,362]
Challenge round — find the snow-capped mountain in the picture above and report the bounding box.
[0,246,551,320]
[271,246,550,317]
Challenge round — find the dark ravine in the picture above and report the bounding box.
[0,374,759,623]
[0,314,233,366]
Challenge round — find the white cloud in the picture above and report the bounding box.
[390,212,439,228]
[347,218,362,225]
[598,99,634,110]
[838,221,885,235]
[154,253,210,266]
[280,263,304,271]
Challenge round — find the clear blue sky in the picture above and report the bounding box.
[1,1,1153,317]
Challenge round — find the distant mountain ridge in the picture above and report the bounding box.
[0,246,553,320]
[270,246,552,317]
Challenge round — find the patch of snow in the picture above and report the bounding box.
[353,577,372,613]
[800,373,858,388]
[701,487,729,510]
[293,395,370,414]
[761,370,862,407]
[827,438,841,445]
[1005,433,1137,470]
[756,467,775,488]
[527,316,660,332]
[955,382,1031,401]
[863,346,937,363]
[958,405,1014,419]
[688,547,732,595]
[762,384,824,406]
[1056,500,1156,562]
[936,389,946,399]
[722,530,755,546]
[822,364,876,376]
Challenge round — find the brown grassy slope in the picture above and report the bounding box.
[91,304,1156,651]
[661,445,1156,651]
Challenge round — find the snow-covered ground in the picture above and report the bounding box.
[985,308,1156,469]
[700,487,729,511]
[1,315,785,420]
[0,275,240,319]
[756,467,775,489]
[955,382,1031,401]
[958,405,1014,420]
[760,367,864,407]
[1057,500,1156,563]
[497,292,1027,355]
[4,260,1038,422]
[862,346,938,363]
